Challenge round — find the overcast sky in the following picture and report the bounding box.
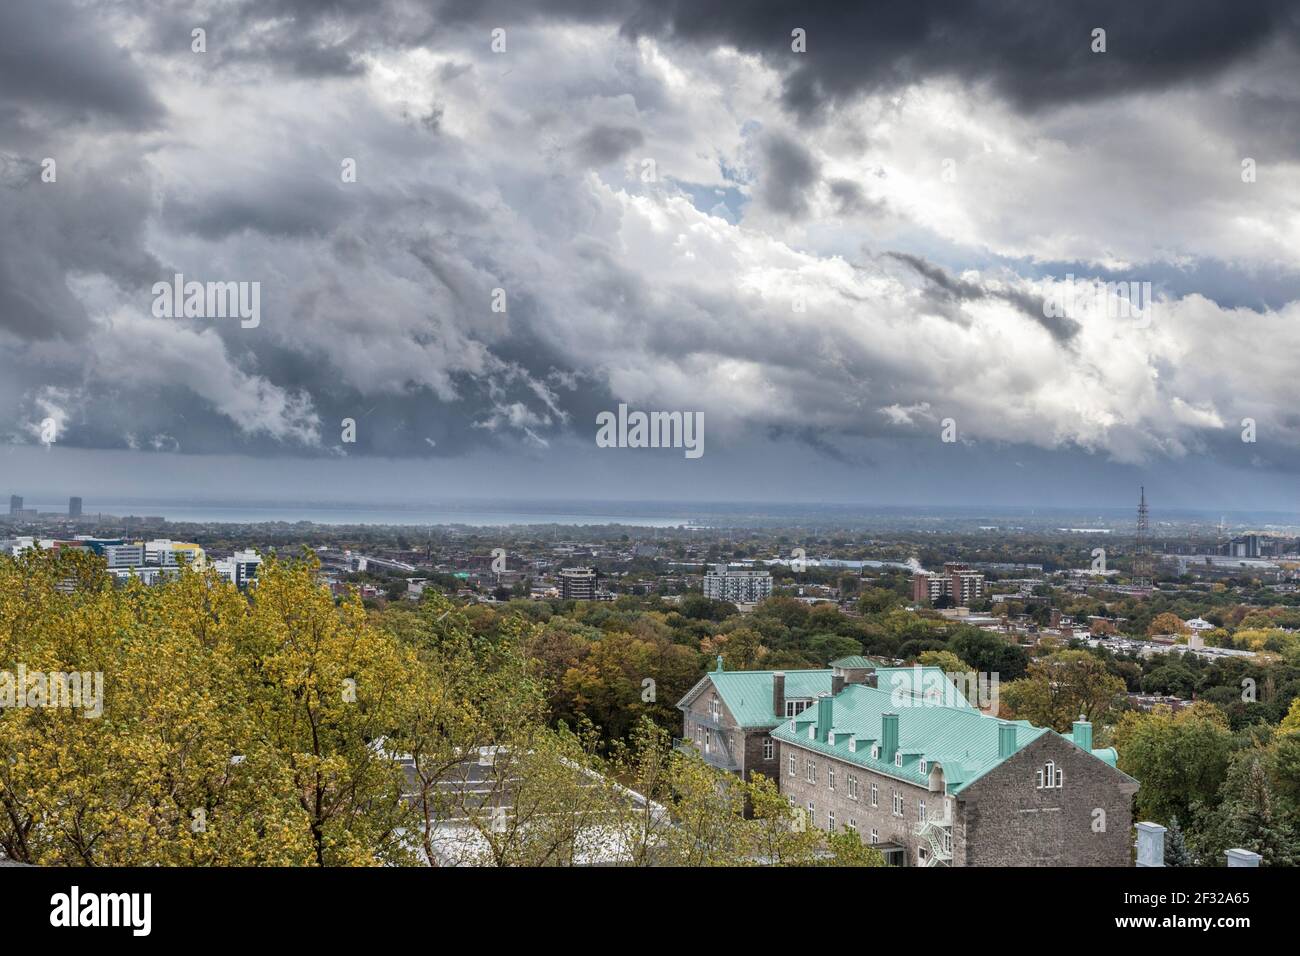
[3,1,1300,511]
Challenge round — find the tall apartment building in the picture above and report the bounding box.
[558,566,597,601]
[772,681,1137,866]
[702,563,773,603]
[8,496,21,516]
[911,563,985,606]
[68,497,82,518]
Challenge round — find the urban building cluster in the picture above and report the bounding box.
[1,535,261,588]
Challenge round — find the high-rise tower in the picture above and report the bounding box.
[1134,485,1151,588]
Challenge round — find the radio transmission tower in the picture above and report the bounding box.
[1134,485,1151,588]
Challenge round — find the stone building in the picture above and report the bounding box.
[772,680,1138,866]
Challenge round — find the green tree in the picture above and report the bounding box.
[1114,702,1233,826]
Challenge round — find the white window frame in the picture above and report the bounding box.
[1037,760,1064,790]
[764,737,775,761]
[892,791,904,817]
[827,809,836,831]
[828,767,836,791]
[919,799,926,823]
[847,773,859,800]
[870,782,878,807]
[788,754,796,777]
[870,828,879,845]
[806,758,816,784]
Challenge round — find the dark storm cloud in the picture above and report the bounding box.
[828,178,882,217]
[757,130,820,217]
[162,176,359,240]
[0,152,160,340]
[886,252,1080,345]
[620,0,1300,116]
[133,1,1300,118]
[0,0,164,129]
[765,424,874,467]
[574,125,644,165]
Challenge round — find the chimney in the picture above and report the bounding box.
[816,694,833,742]
[880,712,899,761]
[831,673,846,695]
[864,668,878,688]
[1072,716,1093,751]
[772,671,786,720]
[1135,822,1166,867]
[998,723,1017,758]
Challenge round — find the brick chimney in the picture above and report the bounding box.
[831,673,846,695]
[772,671,786,720]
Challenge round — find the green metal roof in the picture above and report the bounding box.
[707,669,834,727]
[874,666,977,711]
[684,664,974,728]
[772,683,1134,793]
[771,682,1047,793]
[829,655,881,669]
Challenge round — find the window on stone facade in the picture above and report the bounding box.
[919,759,927,775]
[895,751,903,767]
[788,754,796,776]
[828,767,836,791]
[827,809,836,831]
[710,694,720,721]
[892,791,903,816]
[807,800,815,826]
[870,828,879,845]
[806,758,816,783]
[942,829,952,855]
[870,782,878,807]
[847,773,858,800]
[764,738,774,760]
[1036,760,1064,790]
[919,799,926,823]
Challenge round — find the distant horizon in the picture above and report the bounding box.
[7,493,1300,531]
